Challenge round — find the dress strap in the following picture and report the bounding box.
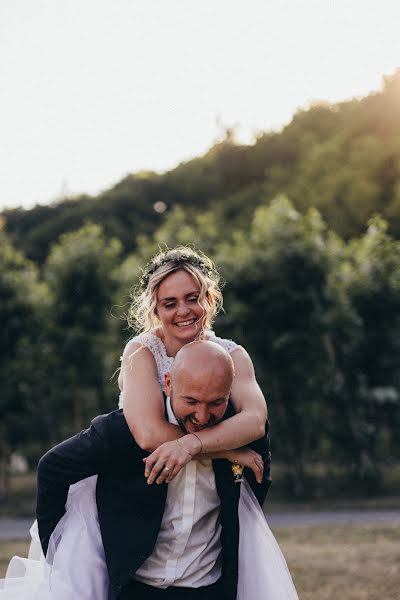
[206,331,239,354]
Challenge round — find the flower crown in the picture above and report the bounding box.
[140,249,215,289]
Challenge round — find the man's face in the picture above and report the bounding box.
[165,368,230,434]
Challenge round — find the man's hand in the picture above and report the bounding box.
[225,447,264,483]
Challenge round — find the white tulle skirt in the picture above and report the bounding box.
[0,478,298,599]
[0,477,108,599]
[237,480,298,600]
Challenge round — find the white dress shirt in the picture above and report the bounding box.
[134,397,222,588]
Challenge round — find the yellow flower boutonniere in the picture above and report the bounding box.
[231,463,244,483]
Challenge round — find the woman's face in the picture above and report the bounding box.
[156,270,205,345]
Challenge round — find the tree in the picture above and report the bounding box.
[326,216,400,491]
[216,196,335,496]
[43,224,122,436]
[0,228,47,496]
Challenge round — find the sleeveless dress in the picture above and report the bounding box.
[0,332,298,599]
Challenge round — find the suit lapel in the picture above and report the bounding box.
[213,458,240,600]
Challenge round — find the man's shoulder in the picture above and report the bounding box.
[91,408,125,426]
[91,410,132,445]
[91,410,147,458]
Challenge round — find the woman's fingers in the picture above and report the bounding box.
[146,458,167,484]
[155,465,173,485]
[165,464,181,483]
[143,452,160,478]
[148,460,184,484]
[252,454,264,483]
[239,450,264,483]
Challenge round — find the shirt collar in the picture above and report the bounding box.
[166,396,179,426]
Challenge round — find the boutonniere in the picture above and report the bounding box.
[231,463,244,483]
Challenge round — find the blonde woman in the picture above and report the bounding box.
[119,246,268,486]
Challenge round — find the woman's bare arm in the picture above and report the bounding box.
[139,345,268,484]
[122,341,268,483]
[120,343,184,451]
[191,346,268,452]
[147,446,265,485]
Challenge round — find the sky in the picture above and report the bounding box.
[1,0,399,210]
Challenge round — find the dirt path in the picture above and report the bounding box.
[2,509,400,539]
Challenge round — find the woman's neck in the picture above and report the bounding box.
[155,329,206,358]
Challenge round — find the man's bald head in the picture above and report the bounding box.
[170,340,234,386]
[165,341,234,433]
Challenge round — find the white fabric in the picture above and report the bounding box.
[0,330,299,599]
[0,480,299,600]
[237,480,299,600]
[0,477,107,599]
[135,397,222,588]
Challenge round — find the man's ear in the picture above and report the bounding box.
[164,372,172,397]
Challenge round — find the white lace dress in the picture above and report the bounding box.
[0,332,298,599]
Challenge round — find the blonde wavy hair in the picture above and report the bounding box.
[128,246,223,335]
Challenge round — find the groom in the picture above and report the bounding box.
[37,341,271,600]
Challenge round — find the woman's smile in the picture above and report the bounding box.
[174,318,198,328]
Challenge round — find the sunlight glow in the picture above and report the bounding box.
[0,0,399,209]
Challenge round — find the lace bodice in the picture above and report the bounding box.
[118,331,238,408]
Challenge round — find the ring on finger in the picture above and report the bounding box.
[164,466,170,472]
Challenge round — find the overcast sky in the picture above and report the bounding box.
[1,0,399,210]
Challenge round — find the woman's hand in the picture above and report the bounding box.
[144,439,264,485]
[143,435,201,484]
[226,447,264,483]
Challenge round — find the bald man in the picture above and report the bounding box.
[37,341,271,600]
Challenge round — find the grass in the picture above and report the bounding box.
[0,540,29,578]
[266,492,400,513]
[273,524,400,600]
[1,525,399,599]
[0,473,36,517]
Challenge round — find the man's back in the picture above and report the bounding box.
[36,409,242,600]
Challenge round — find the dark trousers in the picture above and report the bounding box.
[118,578,222,600]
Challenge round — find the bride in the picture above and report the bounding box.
[0,246,298,599]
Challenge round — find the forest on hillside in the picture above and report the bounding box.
[1,71,400,499]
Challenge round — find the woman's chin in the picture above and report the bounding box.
[173,323,200,341]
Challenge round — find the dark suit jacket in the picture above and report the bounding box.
[37,405,271,600]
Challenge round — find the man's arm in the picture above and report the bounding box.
[36,418,108,556]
